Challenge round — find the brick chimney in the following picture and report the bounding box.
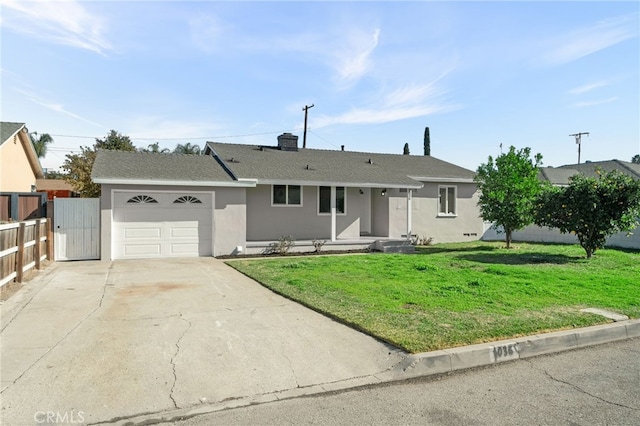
[277,133,299,151]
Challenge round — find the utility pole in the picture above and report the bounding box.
[569,132,589,164]
[302,104,314,149]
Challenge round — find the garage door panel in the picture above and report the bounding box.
[124,227,162,239]
[113,191,213,259]
[170,243,200,254]
[124,244,161,256]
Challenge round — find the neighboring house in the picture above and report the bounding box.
[36,178,79,200]
[92,133,484,260]
[483,159,640,249]
[0,122,44,192]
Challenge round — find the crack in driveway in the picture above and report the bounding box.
[169,314,192,409]
[0,263,113,394]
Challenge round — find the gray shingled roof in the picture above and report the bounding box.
[91,149,236,183]
[205,142,475,187]
[1,122,25,145]
[539,160,640,185]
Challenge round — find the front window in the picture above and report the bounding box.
[318,186,346,214]
[438,186,456,215]
[272,185,302,206]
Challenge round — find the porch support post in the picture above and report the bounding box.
[406,189,413,241]
[331,186,337,242]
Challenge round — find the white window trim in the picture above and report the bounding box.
[317,186,347,216]
[271,184,303,207]
[437,185,458,217]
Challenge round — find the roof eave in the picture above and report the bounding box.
[93,178,256,187]
[255,178,423,189]
[408,176,475,184]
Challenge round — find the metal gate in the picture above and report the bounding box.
[54,198,100,261]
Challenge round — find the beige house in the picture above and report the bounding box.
[0,122,44,192]
[92,133,484,260]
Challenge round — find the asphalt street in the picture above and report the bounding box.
[172,338,640,426]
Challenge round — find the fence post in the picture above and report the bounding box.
[46,201,54,261]
[35,219,42,270]
[16,222,26,283]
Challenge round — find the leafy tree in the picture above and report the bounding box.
[632,154,640,164]
[534,170,640,259]
[30,132,54,158]
[403,143,410,155]
[173,142,201,155]
[474,146,543,248]
[62,130,136,197]
[44,170,67,179]
[140,142,170,153]
[62,147,100,197]
[423,127,431,156]
[95,130,136,151]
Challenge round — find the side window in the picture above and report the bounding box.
[272,185,302,206]
[438,186,456,215]
[318,186,346,214]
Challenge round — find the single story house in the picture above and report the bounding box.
[92,133,484,260]
[0,121,44,192]
[483,159,640,249]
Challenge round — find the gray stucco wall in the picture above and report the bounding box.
[212,187,246,256]
[246,185,360,241]
[385,182,484,243]
[99,184,246,259]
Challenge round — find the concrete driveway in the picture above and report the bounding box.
[1,258,403,424]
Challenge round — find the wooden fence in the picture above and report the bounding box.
[0,218,51,287]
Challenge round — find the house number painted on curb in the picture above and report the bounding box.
[491,343,520,362]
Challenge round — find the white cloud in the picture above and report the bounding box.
[541,15,636,66]
[332,28,380,85]
[568,81,609,95]
[125,116,224,143]
[0,0,111,54]
[189,15,227,54]
[15,88,103,127]
[570,97,618,108]
[313,76,460,128]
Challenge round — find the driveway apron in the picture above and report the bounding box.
[1,258,403,424]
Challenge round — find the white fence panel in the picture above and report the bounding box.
[54,198,100,261]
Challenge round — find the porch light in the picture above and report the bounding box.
[381,189,387,196]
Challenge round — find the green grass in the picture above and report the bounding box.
[227,242,640,353]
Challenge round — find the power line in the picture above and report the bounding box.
[48,128,303,142]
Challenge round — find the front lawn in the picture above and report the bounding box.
[227,242,639,353]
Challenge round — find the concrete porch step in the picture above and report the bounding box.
[373,240,416,253]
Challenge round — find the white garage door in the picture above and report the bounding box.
[113,191,213,259]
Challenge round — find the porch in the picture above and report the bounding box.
[243,236,415,255]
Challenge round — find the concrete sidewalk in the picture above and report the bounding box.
[1,258,638,425]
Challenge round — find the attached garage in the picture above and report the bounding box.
[112,191,213,259]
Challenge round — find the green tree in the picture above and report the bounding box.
[95,130,135,151]
[30,132,54,158]
[403,143,410,155]
[140,142,170,153]
[474,146,543,248]
[62,130,136,197]
[632,154,640,164]
[423,127,431,156]
[173,142,201,155]
[534,170,640,259]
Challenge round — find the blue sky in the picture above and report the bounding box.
[1,1,638,173]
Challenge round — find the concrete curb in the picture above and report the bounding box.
[108,319,640,426]
[380,319,640,381]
